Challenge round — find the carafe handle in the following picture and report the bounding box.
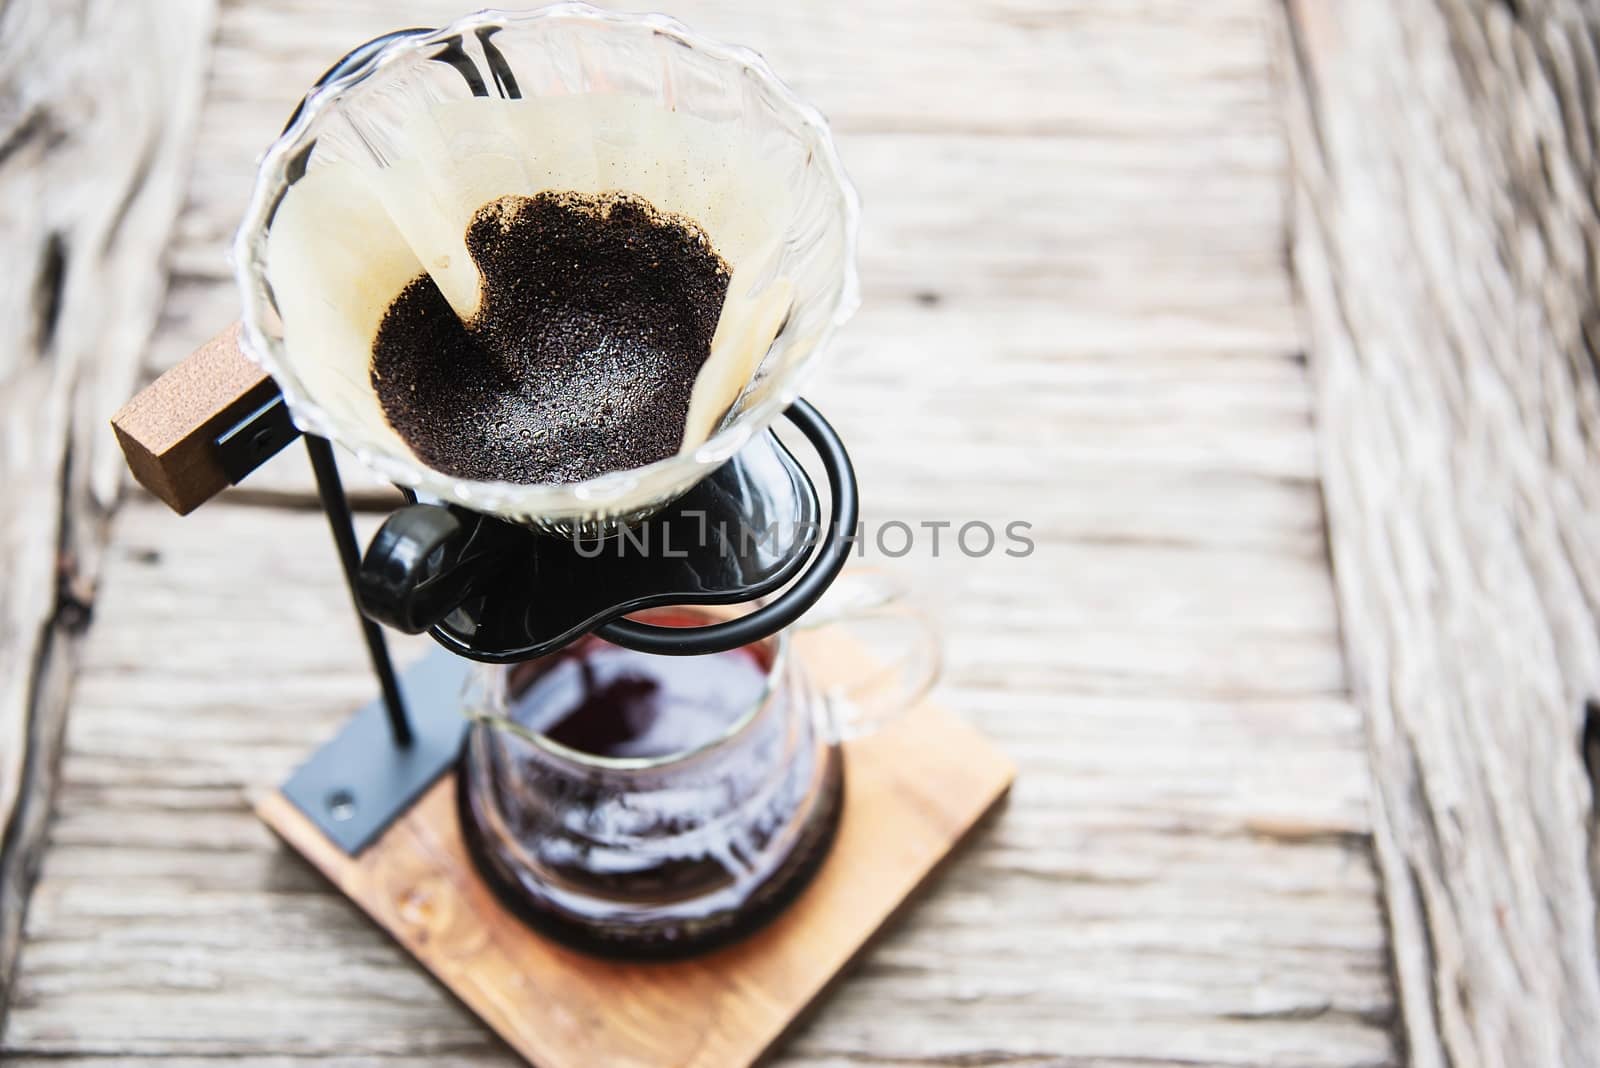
[797,569,942,741]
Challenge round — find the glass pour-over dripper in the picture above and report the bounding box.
[232,3,861,534]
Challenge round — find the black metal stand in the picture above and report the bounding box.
[278,649,471,854]
[305,435,413,747]
[208,426,471,853]
[278,436,468,855]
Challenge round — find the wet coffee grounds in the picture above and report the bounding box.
[371,191,730,484]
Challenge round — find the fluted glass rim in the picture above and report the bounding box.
[232,2,861,519]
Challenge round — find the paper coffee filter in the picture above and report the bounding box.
[265,163,419,462]
[266,93,798,496]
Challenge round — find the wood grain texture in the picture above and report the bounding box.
[1280,1,1600,1065]
[110,323,276,515]
[5,501,1393,1066]
[0,0,217,1029]
[256,647,1014,1068]
[3,0,1399,1064]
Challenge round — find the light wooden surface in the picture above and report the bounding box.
[257,637,1014,1068]
[0,0,218,1018]
[2,1,1400,1066]
[1282,2,1600,1066]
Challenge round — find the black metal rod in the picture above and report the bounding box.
[596,399,859,655]
[305,434,414,747]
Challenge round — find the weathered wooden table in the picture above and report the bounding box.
[2,2,1596,1066]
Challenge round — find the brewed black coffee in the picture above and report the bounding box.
[505,608,770,760]
[457,609,845,957]
[371,191,730,485]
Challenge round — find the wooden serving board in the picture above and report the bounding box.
[256,640,1014,1068]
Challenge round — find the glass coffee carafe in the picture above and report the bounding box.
[457,577,937,956]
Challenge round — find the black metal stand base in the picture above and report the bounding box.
[280,650,472,854]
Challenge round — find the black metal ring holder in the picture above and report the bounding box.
[233,26,861,855]
[278,401,856,854]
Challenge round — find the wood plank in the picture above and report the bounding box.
[4,0,1398,1063]
[0,0,217,1026]
[255,645,1014,1068]
[1279,1,1600,1065]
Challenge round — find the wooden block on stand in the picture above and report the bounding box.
[111,322,276,514]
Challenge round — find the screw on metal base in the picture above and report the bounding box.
[280,649,471,854]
